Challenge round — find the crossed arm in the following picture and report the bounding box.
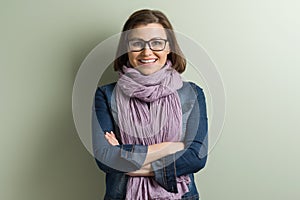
[104,131,184,176]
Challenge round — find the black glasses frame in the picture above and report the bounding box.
[127,38,168,52]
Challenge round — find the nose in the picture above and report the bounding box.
[141,43,153,56]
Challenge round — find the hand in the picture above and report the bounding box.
[142,141,184,165]
[126,164,154,177]
[105,131,120,146]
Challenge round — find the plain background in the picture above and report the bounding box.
[1,0,299,199]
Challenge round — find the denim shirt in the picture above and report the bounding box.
[92,81,208,200]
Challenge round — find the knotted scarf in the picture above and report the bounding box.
[115,60,190,200]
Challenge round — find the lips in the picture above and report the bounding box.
[138,58,158,64]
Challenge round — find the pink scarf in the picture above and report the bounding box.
[115,60,190,199]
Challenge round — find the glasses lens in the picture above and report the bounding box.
[128,40,145,51]
[149,39,166,51]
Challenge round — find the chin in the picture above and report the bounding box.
[139,70,154,76]
[137,69,158,76]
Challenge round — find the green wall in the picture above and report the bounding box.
[1,0,299,199]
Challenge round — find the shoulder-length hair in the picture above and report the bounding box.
[113,9,186,74]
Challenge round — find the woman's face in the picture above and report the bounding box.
[127,23,170,75]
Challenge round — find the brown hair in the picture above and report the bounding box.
[113,9,186,73]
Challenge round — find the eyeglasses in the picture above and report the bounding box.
[127,38,168,52]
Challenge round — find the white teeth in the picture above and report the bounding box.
[140,59,156,63]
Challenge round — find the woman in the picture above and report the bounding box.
[93,9,208,200]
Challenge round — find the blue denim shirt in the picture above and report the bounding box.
[92,81,208,200]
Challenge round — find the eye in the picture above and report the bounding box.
[151,40,164,46]
[130,41,144,47]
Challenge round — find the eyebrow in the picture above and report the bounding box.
[128,37,167,41]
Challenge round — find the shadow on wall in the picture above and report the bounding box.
[11,33,120,199]
[14,101,107,199]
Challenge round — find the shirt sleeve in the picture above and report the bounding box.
[151,83,208,193]
[92,85,148,173]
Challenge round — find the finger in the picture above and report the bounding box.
[105,133,112,139]
[108,131,116,138]
[111,136,119,145]
[112,137,118,144]
[105,132,113,137]
[107,133,114,139]
[107,138,115,145]
[110,139,118,146]
[104,134,110,140]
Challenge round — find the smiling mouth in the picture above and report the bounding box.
[138,59,158,64]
